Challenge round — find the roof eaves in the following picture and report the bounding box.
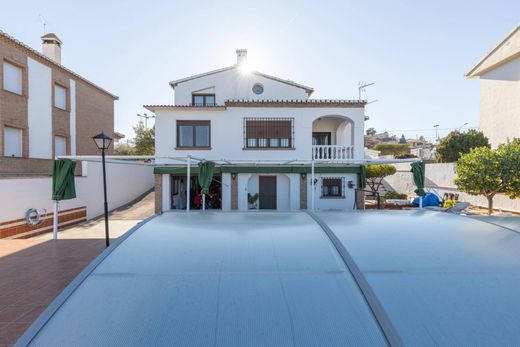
[466,23,520,78]
[251,70,314,95]
[0,30,118,99]
[169,66,235,88]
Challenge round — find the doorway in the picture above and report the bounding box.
[312,132,331,145]
[259,176,277,209]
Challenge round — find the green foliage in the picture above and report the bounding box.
[133,122,155,155]
[399,134,406,144]
[114,143,135,155]
[455,139,520,214]
[384,191,407,199]
[373,144,410,156]
[436,130,489,163]
[365,164,397,195]
[366,164,397,178]
[248,193,259,207]
[366,127,376,136]
[395,153,418,159]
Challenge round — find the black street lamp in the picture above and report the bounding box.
[92,132,113,247]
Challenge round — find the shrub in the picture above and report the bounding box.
[365,164,397,195]
[384,191,408,200]
[373,144,410,156]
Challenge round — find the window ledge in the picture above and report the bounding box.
[320,196,346,199]
[53,106,69,112]
[175,147,212,150]
[2,89,25,98]
[242,147,295,150]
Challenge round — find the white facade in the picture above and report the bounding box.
[466,24,520,148]
[150,50,365,211]
[27,58,53,158]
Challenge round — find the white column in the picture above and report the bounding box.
[52,201,59,239]
[186,156,191,212]
[311,160,315,211]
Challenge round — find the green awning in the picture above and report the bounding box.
[359,165,367,189]
[411,161,426,197]
[52,159,77,201]
[198,161,215,194]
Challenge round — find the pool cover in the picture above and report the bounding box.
[16,210,520,346]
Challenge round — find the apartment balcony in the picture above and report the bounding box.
[312,145,354,160]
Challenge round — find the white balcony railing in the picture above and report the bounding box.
[312,145,354,160]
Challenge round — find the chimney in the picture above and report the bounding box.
[41,33,62,64]
[236,49,247,66]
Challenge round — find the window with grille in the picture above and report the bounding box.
[176,120,210,148]
[321,177,345,198]
[192,94,216,106]
[244,117,294,149]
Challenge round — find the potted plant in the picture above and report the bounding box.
[248,193,259,209]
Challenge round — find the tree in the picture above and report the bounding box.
[436,130,489,163]
[114,142,135,155]
[366,127,376,136]
[365,164,397,195]
[373,144,410,156]
[455,140,520,214]
[399,134,406,144]
[133,122,155,155]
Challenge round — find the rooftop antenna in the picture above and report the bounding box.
[39,15,47,34]
[137,113,155,128]
[358,81,375,100]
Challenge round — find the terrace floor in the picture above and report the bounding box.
[0,191,154,346]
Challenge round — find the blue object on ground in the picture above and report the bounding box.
[412,193,440,207]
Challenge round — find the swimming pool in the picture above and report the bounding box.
[16,210,520,346]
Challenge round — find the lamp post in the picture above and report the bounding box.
[433,124,440,142]
[92,132,113,247]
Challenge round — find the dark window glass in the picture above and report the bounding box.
[192,94,215,106]
[177,121,210,148]
[322,178,345,198]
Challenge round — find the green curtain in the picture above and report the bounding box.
[197,161,215,194]
[411,161,426,197]
[52,159,77,201]
[359,165,367,189]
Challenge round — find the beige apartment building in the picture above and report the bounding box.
[0,30,118,174]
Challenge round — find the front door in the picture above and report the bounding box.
[259,176,277,209]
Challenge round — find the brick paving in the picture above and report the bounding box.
[0,239,107,346]
[0,191,155,346]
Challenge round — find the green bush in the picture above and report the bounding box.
[436,130,489,163]
[384,191,408,199]
[373,144,410,156]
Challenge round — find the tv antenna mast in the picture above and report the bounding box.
[38,15,48,34]
[358,81,376,102]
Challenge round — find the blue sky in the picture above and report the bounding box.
[2,0,519,141]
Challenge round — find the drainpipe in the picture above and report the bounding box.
[311,159,315,211]
[187,156,191,212]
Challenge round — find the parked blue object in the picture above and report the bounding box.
[412,192,440,207]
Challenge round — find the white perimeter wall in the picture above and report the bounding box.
[27,58,52,159]
[385,163,520,212]
[0,161,154,223]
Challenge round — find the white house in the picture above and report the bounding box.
[145,49,367,212]
[466,23,520,148]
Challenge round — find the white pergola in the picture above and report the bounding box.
[53,155,421,238]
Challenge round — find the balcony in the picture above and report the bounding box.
[312,145,354,160]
